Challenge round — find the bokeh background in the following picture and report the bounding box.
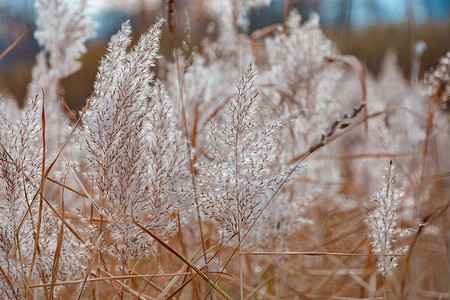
[0,0,449,110]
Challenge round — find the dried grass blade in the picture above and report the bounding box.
[42,195,85,244]
[325,55,368,133]
[243,251,404,257]
[400,201,450,299]
[49,175,66,299]
[76,230,106,300]
[99,252,121,299]
[46,176,87,198]
[0,264,16,297]
[156,265,188,300]
[28,91,47,280]
[133,221,232,300]
[202,95,233,128]
[250,24,280,66]
[58,95,84,132]
[67,162,101,213]
[301,230,376,294]
[133,266,167,297]
[14,229,28,295]
[0,26,34,61]
[98,269,152,300]
[163,274,193,300]
[26,273,195,288]
[49,224,63,299]
[243,277,273,300]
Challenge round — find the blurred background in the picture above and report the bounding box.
[0,0,449,110]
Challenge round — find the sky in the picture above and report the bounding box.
[1,0,448,28]
[349,0,430,27]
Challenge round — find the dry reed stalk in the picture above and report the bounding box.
[0,27,34,61]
